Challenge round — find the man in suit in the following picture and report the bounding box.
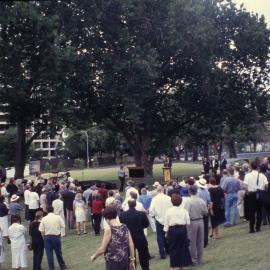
[202,158,210,174]
[210,156,219,174]
[120,199,150,270]
[220,155,227,172]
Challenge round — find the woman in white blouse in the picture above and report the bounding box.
[28,186,40,221]
[164,194,192,270]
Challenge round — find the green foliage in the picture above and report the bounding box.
[74,158,85,169]
[0,128,17,167]
[70,0,270,174]
[44,161,51,173]
[57,160,64,172]
[63,126,128,161]
[0,1,77,177]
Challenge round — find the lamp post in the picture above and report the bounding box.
[82,130,89,168]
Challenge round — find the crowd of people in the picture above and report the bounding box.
[0,157,269,270]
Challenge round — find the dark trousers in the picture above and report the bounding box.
[33,244,44,270]
[25,205,30,221]
[203,215,208,248]
[44,235,66,270]
[92,213,102,235]
[244,194,250,220]
[136,239,150,270]
[262,206,270,225]
[156,221,169,257]
[119,177,125,192]
[66,209,74,229]
[29,209,38,222]
[248,192,263,232]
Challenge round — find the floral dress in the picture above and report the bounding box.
[105,224,129,270]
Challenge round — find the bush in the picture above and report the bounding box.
[74,158,85,169]
[44,161,51,173]
[92,156,99,167]
[57,160,64,172]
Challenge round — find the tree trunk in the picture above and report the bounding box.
[192,146,198,161]
[15,122,27,179]
[142,154,154,177]
[133,148,142,167]
[131,141,154,177]
[227,140,237,158]
[203,143,209,159]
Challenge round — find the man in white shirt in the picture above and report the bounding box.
[122,191,145,211]
[24,185,31,221]
[244,161,268,233]
[125,180,139,199]
[149,185,172,259]
[39,206,66,270]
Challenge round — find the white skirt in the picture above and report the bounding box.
[0,216,8,237]
[75,209,86,223]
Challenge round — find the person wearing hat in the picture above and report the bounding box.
[9,194,22,223]
[196,178,211,247]
[183,185,208,266]
[149,181,160,198]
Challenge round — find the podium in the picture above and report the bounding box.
[127,166,145,178]
[163,167,171,182]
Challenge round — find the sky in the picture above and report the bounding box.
[233,0,270,26]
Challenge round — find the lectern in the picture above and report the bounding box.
[163,167,172,182]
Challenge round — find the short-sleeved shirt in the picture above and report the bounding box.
[164,206,190,232]
[139,194,152,210]
[24,190,31,205]
[39,213,65,236]
[244,171,268,192]
[223,177,241,194]
[29,192,39,210]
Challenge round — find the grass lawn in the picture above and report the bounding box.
[60,162,203,183]
[3,219,270,270]
[5,162,269,270]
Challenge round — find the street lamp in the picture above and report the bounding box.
[82,130,89,168]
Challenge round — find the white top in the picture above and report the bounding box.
[105,197,115,207]
[118,168,125,178]
[68,176,74,183]
[28,192,39,209]
[24,190,31,205]
[149,193,172,225]
[39,213,65,235]
[122,200,145,212]
[180,197,189,209]
[125,187,139,199]
[164,206,190,232]
[8,223,26,249]
[52,199,65,218]
[244,171,268,192]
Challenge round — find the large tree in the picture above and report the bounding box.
[0,1,75,177]
[72,0,270,176]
